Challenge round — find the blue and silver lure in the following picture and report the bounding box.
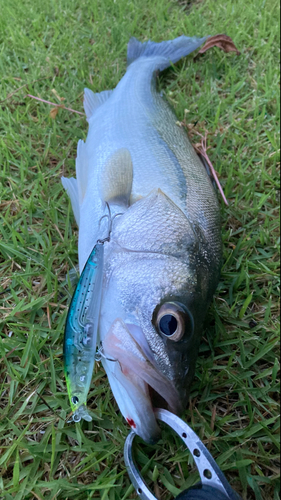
[63,242,104,422]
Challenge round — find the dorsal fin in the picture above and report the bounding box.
[84,88,113,120]
[99,149,133,206]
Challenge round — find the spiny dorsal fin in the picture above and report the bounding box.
[84,88,113,120]
[99,149,133,206]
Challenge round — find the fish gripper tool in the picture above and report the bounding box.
[124,408,243,500]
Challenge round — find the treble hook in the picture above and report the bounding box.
[97,202,123,244]
[95,342,117,363]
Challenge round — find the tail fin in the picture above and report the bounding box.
[127,35,207,70]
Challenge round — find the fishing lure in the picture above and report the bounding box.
[64,242,104,422]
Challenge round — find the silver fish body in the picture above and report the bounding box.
[62,35,222,442]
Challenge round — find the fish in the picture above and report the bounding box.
[62,35,222,443]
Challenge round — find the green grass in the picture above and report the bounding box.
[0,0,279,499]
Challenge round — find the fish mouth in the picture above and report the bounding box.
[102,319,182,442]
[148,385,169,410]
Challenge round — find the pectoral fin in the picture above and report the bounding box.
[99,149,133,207]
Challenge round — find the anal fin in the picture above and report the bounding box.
[76,139,88,205]
[61,139,89,225]
[61,176,80,226]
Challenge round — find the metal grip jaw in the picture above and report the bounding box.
[124,409,242,500]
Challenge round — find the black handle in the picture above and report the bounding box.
[175,484,241,500]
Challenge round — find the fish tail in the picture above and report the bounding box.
[127,35,207,70]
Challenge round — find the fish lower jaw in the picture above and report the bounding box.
[116,354,181,414]
[119,362,181,425]
[121,375,182,444]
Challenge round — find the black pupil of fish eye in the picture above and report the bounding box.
[72,396,79,404]
[159,314,178,336]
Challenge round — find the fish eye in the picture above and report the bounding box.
[72,396,79,405]
[154,302,193,342]
[159,314,178,336]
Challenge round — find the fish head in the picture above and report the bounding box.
[99,190,216,442]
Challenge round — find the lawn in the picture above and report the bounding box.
[0,0,279,499]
